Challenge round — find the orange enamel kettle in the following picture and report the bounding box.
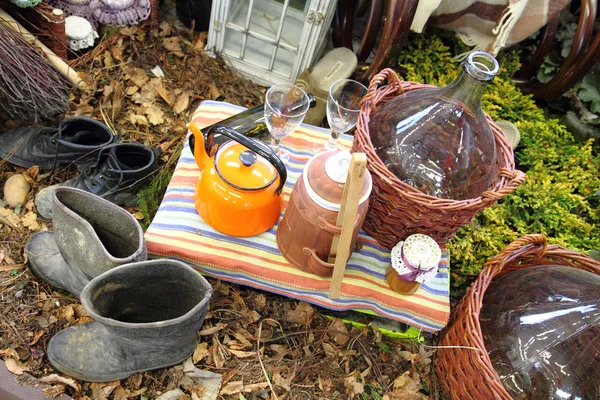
[194,125,287,237]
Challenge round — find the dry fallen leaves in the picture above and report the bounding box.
[328,318,350,346]
[0,348,20,359]
[182,358,222,400]
[124,67,149,88]
[220,380,243,396]
[173,92,191,114]
[28,330,45,346]
[208,82,221,100]
[193,342,209,364]
[383,371,429,400]
[21,211,41,231]
[163,37,184,57]
[191,32,206,53]
[90,380,121,400]
[199,322,227,336]
[272,366,294,392]
[227,348,257,359]
[154,79,175,107]
[285,302,315,325]
[40,373,81,392]
[344,371,365,398]
[145,104,166,125]
[0,208,21,229]
[129,113,149,126]
[5,358,28,375]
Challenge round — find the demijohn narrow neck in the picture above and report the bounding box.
[441,51,499,112]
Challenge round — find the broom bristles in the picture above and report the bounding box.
[0,22,72,123]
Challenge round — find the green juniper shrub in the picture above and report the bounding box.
[395,30,600,297]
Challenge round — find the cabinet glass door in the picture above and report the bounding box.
[222,0,311,80]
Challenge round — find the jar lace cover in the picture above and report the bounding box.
[65,16,99,51]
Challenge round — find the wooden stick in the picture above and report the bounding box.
[328,153,367,299]
[0,8,87,90]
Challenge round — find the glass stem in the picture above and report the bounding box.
[271,138,281,155]
[325,129,340,151]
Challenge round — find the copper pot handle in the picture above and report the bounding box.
[316,215,362,234]
[316,216,342,234]
[303,247,334,277]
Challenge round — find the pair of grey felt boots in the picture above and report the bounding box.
[26,187,213,382]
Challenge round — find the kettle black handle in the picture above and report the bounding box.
[189,132,195,155]
[206,125,287,195]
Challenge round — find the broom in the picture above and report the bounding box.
[0,9,73,123]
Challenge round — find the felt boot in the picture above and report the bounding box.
[35,142,161,220]
[25,187,146,296]
[47,259,213,382]
[0,117,118,170]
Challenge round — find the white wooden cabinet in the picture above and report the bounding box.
[206,0,338,86]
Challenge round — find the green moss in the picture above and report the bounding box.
[397,30,600,295]
[137,146,180,230]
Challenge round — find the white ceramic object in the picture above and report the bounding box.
[296,47,358,125]
[65,15,99,51]
[495,120,521,150]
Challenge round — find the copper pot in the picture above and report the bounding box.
[276,151,372,277]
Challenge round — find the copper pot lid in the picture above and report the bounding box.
[303,150,372,211]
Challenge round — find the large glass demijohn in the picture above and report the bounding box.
[368,51,500,200]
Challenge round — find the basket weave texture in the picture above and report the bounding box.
[436,234,600,399]
[352,68,526,247]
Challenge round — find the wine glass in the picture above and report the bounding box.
[264,83,310,163]
[316,79,368,152]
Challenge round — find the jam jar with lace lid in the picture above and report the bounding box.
[386,234,441,295]
[369,51,500,200]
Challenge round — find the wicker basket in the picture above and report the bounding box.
[352,68,526,247]
[0,0,67,59]
[436,234,600,399]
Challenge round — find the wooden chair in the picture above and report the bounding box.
[513,0,599,100]
[333,0,598,100]
[332,0,418,83]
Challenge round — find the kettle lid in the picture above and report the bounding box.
[304,150,372,211]
[215,141,278,190]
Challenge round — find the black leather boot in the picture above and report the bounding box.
[35,142,161,220]
[47,259,213,382]
[0,117,118,170]
[25,187,147,296]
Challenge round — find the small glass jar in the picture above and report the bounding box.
[386,265,422,295]
[385,234,441,295]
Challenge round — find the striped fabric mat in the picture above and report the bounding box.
[145,101,450,333]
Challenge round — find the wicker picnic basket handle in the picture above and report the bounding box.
[361,68,405,114]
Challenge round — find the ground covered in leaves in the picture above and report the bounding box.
[0,22,440,400]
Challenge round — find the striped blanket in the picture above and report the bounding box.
[145,101,450,333]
